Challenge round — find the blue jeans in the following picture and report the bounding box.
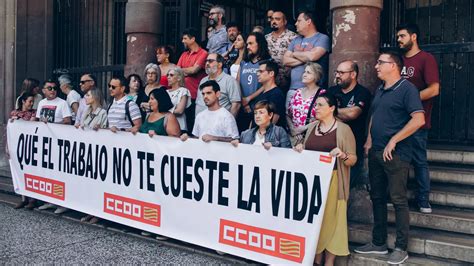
[412,129,430,204]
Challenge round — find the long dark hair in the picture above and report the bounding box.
[126,74,144,93]
[17,92,34,111]
[244,32,271,62]
[150,87,173,113]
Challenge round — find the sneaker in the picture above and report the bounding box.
[141,231,151,237]
[418,202,432,214]
[38,203,56,210]
[155,235,168,241]
[354,242,388,254]
[54,207,69,214]
[387,248,408,264]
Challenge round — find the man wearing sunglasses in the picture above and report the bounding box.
[75,73,97,126]
[107,76,142,134]
[33,79,72,124]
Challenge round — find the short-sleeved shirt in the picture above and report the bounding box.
[10,109,36,121]
[35,97,72,123]
[192,107,239,139]
[266,30,298,87]
[196,72,242,115]
[401,50,439,129]
[252,87,286,128]
[177,47,208,99]
[207,26,229,55]
[288,32,330,90]
[66,90,82,121]
[107,96,142,130]
[328,83,372,145]
[239,60,261,97]
[167,87,191,130]
[370,79,424,162]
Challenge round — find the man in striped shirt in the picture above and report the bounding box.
[107,76,142,133]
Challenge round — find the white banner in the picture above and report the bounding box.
[7,120,335,265]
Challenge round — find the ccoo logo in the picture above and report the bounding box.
[103,193,161,227]
[24,174,65,200]
[219,219,305,263]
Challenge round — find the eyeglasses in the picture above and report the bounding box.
[108,84,119,90]
[146,72,157,75]
[376,60,395,65]
[209,12,218,16]
[46,86,58,91]
[79,80,93,85]
[167,73,175,77]
[205,59,217,63]
[334,70,353,75]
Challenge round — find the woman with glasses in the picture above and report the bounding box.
[156,45,176,89]
[294,93,356,266]
[166,67,191,132]
[142,63,161,112]
[287,62,326,146]
[232,100,290,148]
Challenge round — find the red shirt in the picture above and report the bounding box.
[177,47,208,99]
[402,50,439,129]
[159,75,169,89]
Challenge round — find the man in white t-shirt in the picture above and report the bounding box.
[181,80,238,142]
[34,79,72,124]
[34,79,72,214]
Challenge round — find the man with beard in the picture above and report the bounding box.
[177,28,208,131]
[181,80,239,143]
[263,9,274,35]
[195,53,241,118]
[265,10,298,90]
[396,23,440,214]
[237,32,271,131]
[328,60,372,188]
[223,22,241,73]
[206,5,229,55]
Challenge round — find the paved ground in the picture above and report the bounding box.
[0,201,245,264]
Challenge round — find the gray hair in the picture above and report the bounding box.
[211,5,225,17]
[144,63,161,80]
[58,74,72,87]
[304,62,324,83]
[168,67,185,87]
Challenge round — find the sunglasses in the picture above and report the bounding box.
[167,73,175,77]
[108,84,119,90]
[79,79,93,85]
[46,86,58,91]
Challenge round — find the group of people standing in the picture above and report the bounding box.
[8,4,439,265]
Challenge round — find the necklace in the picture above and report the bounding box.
[317,119,336,136]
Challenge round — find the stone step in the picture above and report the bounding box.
[407,183,474,209]
[347,247,468,265]
[410,166,474,186]
[428,149,474,166]
[387,206,474,235]
[0,166,12,178]
[349,222,474,263]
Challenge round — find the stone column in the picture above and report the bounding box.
[330,0,383,92]
[124,0,163,79]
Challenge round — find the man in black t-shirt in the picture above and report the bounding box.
[328,60,372,188]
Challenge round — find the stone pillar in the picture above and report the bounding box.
[124,0,162,79]
[330,0,383,92]
[0,0,17,167]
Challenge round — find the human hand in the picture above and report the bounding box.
[383,140,396,162]
[263,142,272,150]
[231,139,239,147]
[201,134,215,143]
[148,130,156,138]
[293,144,304,153]
[110,126,118,133]
[180,133,189,142]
